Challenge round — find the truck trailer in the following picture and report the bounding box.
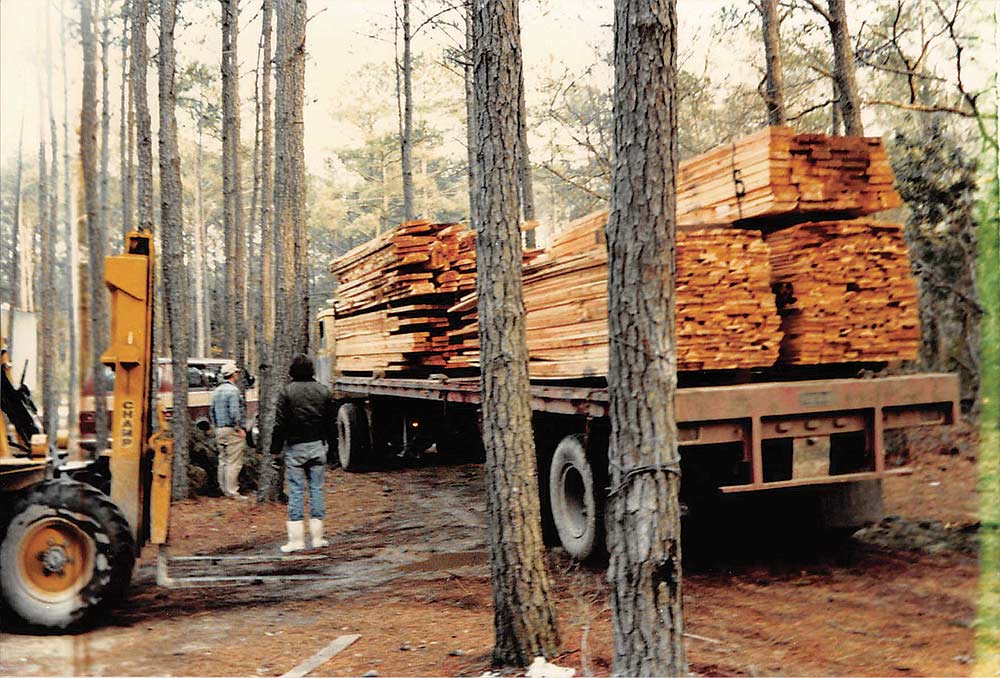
[327,358,958,562]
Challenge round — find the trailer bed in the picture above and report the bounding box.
[335,372,958,493]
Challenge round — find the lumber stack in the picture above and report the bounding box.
[447,212,784,377]
[765,219,920,364]
[676,126,902,226]
[331,220,471,374]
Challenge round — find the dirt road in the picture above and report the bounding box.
[0,437,981,677]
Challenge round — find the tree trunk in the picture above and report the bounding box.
[62,4,79,450]
[606,0,685,675]
[47,2,62,436]
[827,0,863,135]
[132,0,153,232]
[221,0,245,371]
[831,80,843,135]
[248,43,263,373]
[401,0,415,221]
[159,0,190,499]
[759,0,786,125]
[258,0,275,408]
[38,137,57,441]
[472,0,560,666]
[81,0,110,454]
[119,0,133,238]
[12,126,23,309]
[99,0,111,251]
[464,0,478,228]
[193,118,208,356]
[516,52,536,247]
[258,0,306,503]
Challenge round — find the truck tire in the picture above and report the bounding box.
[337,403,370,472]
[549,434,605,562]
[0,478,135,630]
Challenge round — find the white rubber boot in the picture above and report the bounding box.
[309,518,329,548]
[280,521,306,553]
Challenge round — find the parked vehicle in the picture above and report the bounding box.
[79,358,259,451]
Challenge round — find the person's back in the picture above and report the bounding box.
[271,353,335,552]
[275,380,336,448]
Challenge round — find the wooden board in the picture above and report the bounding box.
[764,219,920,364]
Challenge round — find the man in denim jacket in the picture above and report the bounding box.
[210,361,247,499]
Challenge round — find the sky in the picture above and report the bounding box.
[0,0,733,174]
[0,0,994,176]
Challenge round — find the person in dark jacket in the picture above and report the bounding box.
[271,353,337,552]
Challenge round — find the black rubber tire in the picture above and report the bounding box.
[337,403,370,472]
[548,434,606,562]
[0,478,136,630]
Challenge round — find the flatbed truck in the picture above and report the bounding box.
[329,366,959,561]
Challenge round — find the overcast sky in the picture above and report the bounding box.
[0,0,994,175]
[0,0,739,173]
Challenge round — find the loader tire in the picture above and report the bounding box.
[337,403,370,472]
[549,434,606,563]
[0,478,135,630]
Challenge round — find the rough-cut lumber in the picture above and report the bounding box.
[331,221,469,374]
[447,211,784,377]
[676,126,902,226]
[765,219,920,364]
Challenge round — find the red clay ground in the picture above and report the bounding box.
[0,425,982,677]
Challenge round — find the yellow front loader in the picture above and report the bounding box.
[0,231,171,630]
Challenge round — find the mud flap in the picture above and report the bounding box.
[817,479,884,530]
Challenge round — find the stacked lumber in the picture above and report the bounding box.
[676,126,902,226]
[444,244,546,372]
[447,212,784,377]
[331,220,471,374]
[765,219,920,364]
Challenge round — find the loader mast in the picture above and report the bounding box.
[101,231,163,544]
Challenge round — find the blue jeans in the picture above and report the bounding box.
[285,440,327,521]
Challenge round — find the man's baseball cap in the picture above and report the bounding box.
[221,361,240,378]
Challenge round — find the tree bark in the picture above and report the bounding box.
[516,50,536,247]
[193,117,208,356]
[831,80,843,135]
[221,0,245,370]
[46,2,61,437]
[99,0,111,250]
[472,0,561,667]
[81,0,110,454]
[258,0,275,391]
[38,138,57,441]
[464,0,478,228]
[62,4,79,450]
[759,0,786,125]
[159,0,190,499]
[132,0,153,234]
[606,0,685,675]
[258,0,306,502]
[401,0,415,221]
[827,0,863,134]
[12,126,24,309]
[117,0,134,243]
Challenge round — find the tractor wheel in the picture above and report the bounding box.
[337,403,370,472]
[0,478,135,630]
